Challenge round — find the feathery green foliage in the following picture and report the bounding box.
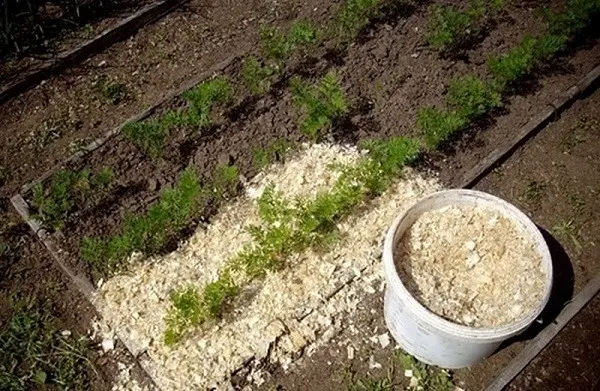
[417,107,467,150]
[80,167,211,271]
[291,71,348,140]
[124,77,232,157]
[32,167,113,229]
[427,1,483,51]
[242,57,276,95]
[182,76,233,127]
[446,75,501,119]
[122,119,171,158]
[252,139,293,168]
[331,0,380,43]
[259,21,317,64]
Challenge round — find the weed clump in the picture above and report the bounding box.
[291,71,348,140]
[396,351,454,391]
[0,297,91,390]
[32,167,113,229]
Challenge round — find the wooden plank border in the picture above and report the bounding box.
[0,0,186,105]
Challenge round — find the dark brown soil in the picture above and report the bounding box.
[507,295,600,391]
[0,0,335,198]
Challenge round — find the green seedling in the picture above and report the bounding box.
[32,167,113,229]
[427,2,482,51]
[258,21,318,65]
[259,25,293,63]
[0,297,92,390]
[523,180,545,202]
[545,0,600,37]
[417,107,467,150]
[446,75,501,119]
[289,20,319,48]
[96,76,127,105]
[182,76,233,128]
[330,0,380,43]
[488,32,567,90]
[123,120,169,158]
[290,71,348,140]
[212,164,239,200]
[252,139,292,168]
[552,219,583,252]
[396,351,454,391]
[242,57,276,95]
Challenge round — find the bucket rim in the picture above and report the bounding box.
[383,188,554,340]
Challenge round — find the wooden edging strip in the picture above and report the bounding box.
[0,0,186,106]
[459,63,600,189]
[484,274,600,391]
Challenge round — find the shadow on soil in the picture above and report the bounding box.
[497,227,574,351]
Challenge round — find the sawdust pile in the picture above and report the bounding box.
[95,143,441,390]
[395,204,547,328]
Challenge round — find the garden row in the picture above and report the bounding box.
[26,0,600,342]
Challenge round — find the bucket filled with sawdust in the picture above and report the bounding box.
[383,189,553,369]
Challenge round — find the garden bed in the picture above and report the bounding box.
[19,0,600,285]
[10,0,600,389]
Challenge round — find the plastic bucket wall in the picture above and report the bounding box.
[383,189,553,369]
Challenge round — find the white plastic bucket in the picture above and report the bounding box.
[383,189,553,369]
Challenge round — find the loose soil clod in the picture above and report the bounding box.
[395,204,547,328]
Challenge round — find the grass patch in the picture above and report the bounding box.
[0,297,92,391]
[291,71,349,140]
[81,165,238,273]
[163,137,422,345]
[523,180,546,202]
[330,0,380,44]
[32,167,113,230]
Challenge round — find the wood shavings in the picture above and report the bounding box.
[395,204,546,328]
[94,144,442,390]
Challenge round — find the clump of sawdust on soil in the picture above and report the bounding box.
[94,143,442,390]
[396,204,547,328]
